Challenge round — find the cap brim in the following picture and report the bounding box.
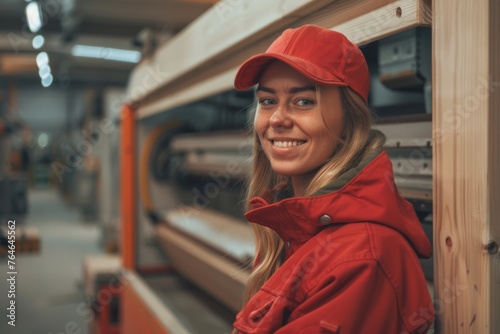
[234,53,348,91]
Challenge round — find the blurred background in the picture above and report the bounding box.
[0,0,437,333]
[0,1,218,333]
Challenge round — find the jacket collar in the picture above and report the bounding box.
[245,148,382,255]
[245,148,431,259]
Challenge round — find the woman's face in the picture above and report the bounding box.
[254,61,344,186]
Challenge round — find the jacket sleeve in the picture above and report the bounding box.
[276,259,428,334]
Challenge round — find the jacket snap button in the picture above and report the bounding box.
[319,214,332,225]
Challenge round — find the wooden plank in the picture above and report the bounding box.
[136,0,429,119]
[433,0,500,333]
[121,270,189,334]
[126,0,333,103]
[137,67,237,119]
[488,1,500,331]
[328,0,431,45]
[143,275,234,333]
[128,0,406,107]
[156,223,250,312]
[163,206,254,262]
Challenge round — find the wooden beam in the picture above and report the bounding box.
[121,270,190,334]
[135,0,430,119]
[156,223,250,312]
[489,0,500,329]
[137,66,238,119]
[433,0,500,333]
[328,0,431,45]
[126,0,335,104]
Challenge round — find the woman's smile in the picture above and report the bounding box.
[271,139,306,148]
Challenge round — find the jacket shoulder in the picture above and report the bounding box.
[308,223,432,331]
[314,222,421,264]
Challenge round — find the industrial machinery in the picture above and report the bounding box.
[119,2,433,333]
[84,1,500,333]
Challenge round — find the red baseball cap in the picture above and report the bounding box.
[234,25,370,102]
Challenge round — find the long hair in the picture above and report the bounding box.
[243,86,386,304]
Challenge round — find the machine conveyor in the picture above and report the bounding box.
[121,270,234,334]
[170,122,433,201]
[157,206,253,312]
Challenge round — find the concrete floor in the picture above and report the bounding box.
[0,188,102,334]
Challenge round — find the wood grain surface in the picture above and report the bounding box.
[433,0,500,333]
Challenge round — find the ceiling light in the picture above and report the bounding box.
[39,65,51,79]
[36,52,49,67]
[32,35,45,49]
[41,74,53,88]
[37,133,49,148]
[26,2,42,33]
[71,45,141,63]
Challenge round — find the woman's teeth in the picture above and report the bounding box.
[273,140,305,148]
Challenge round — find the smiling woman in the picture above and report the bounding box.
[231,25,434,334]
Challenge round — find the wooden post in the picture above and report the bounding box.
[433,0,500,333]
[120,104,136,269]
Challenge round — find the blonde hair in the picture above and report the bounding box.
[243,86,386,304]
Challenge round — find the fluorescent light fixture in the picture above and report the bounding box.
[39,65,51,79]
[36,52,49,67]
[41,74,53,88]
[71,45,141,63]
[26,2,42,33]
[32,35,45,49]
[37,133,49,148]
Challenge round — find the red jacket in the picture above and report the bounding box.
[233,150,434,334]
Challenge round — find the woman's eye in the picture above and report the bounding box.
[258,98,275,106]
[296,99,314,106]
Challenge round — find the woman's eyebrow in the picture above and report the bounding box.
[289,85,316,93]
[256,85,316,93]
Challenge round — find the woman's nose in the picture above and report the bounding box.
[269,106,292,129]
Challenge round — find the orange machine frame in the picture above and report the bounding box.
[120,104,136,270]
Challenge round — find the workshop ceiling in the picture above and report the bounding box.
[0,0,218,86]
